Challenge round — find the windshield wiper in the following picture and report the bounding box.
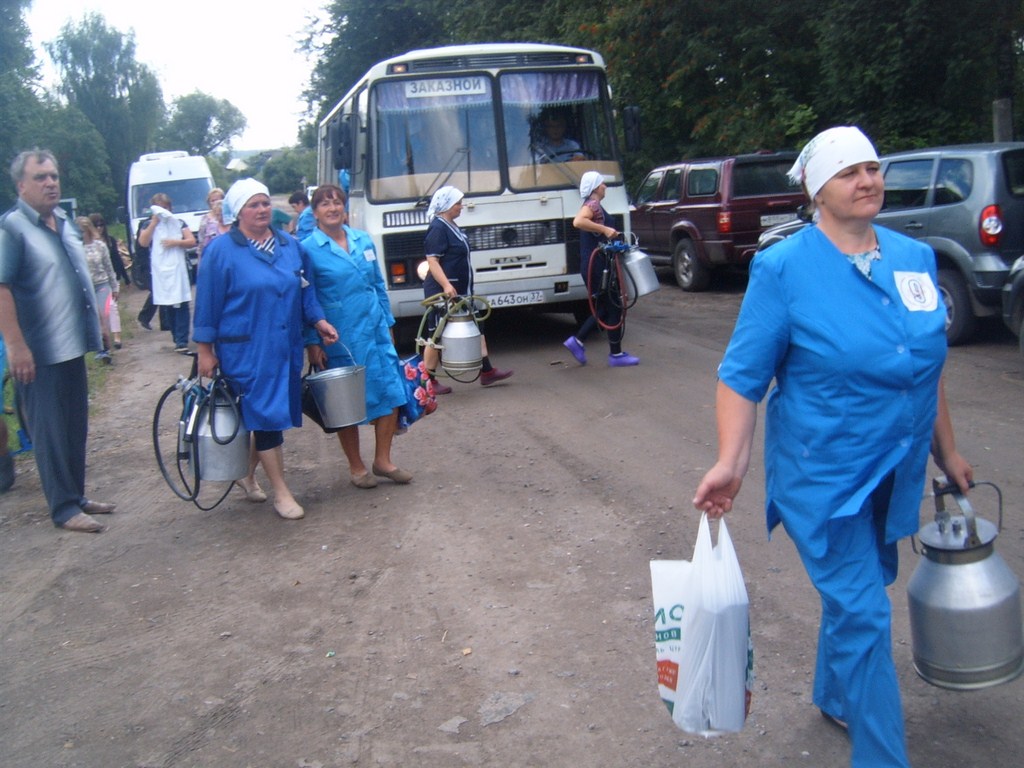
[415,147,470,208]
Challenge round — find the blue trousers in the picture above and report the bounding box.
[161,301,191,347]
[16,357,90,526]
[794,484,910,768]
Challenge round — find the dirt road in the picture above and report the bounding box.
[2,277,1022,767]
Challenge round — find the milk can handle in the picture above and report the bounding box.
[950,488,982,549]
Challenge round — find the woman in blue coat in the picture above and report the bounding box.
[693,127,973,768]
[194,179,338,520]
[302,184,412,489]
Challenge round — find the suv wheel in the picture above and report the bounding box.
[937,268,976,346]
[672,238,711,292]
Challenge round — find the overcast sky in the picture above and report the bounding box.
[26,0,329,150]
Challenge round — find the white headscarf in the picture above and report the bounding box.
[787,126,879,199]
[427,186,464,218]
[222,178,270,225]
[579,171,605,200]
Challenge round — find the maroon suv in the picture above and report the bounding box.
[630,151,804,290]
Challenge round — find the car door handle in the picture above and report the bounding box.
[903,221,924,230]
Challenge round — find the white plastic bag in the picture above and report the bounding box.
[650,513,752,735]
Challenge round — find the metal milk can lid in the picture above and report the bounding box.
[918,515,998,551]
[920,478,1001,552]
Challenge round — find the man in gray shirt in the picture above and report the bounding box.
[0,149,116,532]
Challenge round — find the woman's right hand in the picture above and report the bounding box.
[197,345,218,379]
[443,283,458,299]
[693,462,744,519]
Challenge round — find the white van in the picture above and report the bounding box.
[124,151,214,262]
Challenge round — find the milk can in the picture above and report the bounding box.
[439,306,483,376]
[188,381,249,483]
[622,246,660,302]
[906,478,1023,690]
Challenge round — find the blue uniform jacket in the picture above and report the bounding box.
[302,226,405,421]
[423,217,472,297]
[193,227,326,431]
[719,224,947,558]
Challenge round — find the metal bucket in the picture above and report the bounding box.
[906,480,1024,690]
[306,365,366,428]
[622,247,660,301]
[194,398,250,482]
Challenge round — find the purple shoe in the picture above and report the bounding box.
[608,352,640,367]
[563,336,587,365]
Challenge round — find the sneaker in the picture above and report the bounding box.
[608,352,640,367]
[174,346,190,354]
[480,368,513,386]
[137,316,152,331]
[563,336,587,365]
[95,350,112,364]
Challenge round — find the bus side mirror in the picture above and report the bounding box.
[331,115,354,170]
[623,106,641,153]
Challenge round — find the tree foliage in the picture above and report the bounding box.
[260,147,317,194]
[304,1,449,114]
[0,0,43,210]
[159,92,247,156]
[45,13,164,202]
[306,0,1022,181]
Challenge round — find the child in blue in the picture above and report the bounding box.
[693,127,973,768]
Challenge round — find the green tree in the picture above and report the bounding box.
[0,0,45,210]
[260,148,317,194]
[306,0,449,119]
[45,13,164,205]
[158,92,247,156]
[21,99,117,218]
[812,0,1018,150]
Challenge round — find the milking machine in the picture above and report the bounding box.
[585,236,659,330]
[152,356,249,510]
[416,293,491,383]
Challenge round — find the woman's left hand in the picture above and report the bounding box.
[306,344,327,369]
[316,320,339,346]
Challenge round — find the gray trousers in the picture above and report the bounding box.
[16,357,89,525]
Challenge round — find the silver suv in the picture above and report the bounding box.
[756,143,1024,345]
[876,143,1024,345]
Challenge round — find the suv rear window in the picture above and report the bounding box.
[732,160,799,197]
[884,159,933,210]
[934,159,973,206]
[687,168,718,197]
[1005,150,1024,196]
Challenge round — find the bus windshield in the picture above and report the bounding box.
[368,69,620,202]
[500,70,619,191]
[371,75,502,201]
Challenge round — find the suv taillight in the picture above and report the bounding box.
[979,205,1002,247]
[717,212,732,234]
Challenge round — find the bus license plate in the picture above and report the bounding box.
[760,212,797,227]
[487,290,544,308]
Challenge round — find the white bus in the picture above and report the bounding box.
[317,43,636,321]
